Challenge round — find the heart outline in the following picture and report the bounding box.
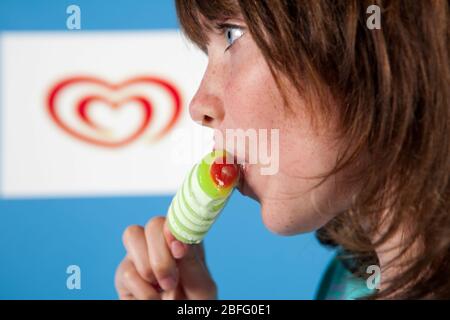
[76,94,153,145]
[47,76,182,148]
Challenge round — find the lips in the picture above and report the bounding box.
[237,163,247,193]
[234,161,258,201]
[212,144,257,199]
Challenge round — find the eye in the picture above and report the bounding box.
[215,22,245,51]
[225,26,244,49]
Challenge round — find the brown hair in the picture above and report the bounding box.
[175,0,450,299]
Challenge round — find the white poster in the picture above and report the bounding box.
[0,31,212,198]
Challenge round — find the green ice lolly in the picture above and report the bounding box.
[167,150,240,244]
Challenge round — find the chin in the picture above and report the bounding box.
[260,203,330,236]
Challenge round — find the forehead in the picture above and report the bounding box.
[180,0,240,20]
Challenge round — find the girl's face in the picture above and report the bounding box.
[189,17,359,235]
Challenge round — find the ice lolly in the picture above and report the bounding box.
[167,150,240,244]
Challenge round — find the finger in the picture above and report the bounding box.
[117,257,161,300]
[122,225,156,283]
[115,258,133,300]
[119,294,136,300]
[163,220,189,259]
[178,243,217,299]
[145,216,179,292]
[161,286,186,300]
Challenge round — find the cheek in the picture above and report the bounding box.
[222,52,280,131]
[279,128,342,179]
[260,174,350,235]
[217,45,355,235]
[259,139,359,235]
[253,118,353,235]
[219,58,287,165]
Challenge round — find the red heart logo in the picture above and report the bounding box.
[47,76,182,147]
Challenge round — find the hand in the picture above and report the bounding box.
[115,216,217,300]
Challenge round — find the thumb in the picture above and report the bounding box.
[163,220,216,299]
[177,243,217,299]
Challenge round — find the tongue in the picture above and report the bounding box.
[210,156,239,188]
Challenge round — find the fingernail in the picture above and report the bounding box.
[159,276,176,291]
[171,240,185,259]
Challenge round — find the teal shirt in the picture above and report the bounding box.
[315,253,377,300]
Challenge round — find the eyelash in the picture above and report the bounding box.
[215,23,245,52]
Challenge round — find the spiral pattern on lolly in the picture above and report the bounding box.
[167,150,238,244]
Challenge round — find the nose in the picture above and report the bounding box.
[189,65,225,129]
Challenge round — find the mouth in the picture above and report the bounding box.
[212,146,257,199]
[237,162,258,199]
[237,162,247,192]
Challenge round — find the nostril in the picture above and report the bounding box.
[203,115,213,124]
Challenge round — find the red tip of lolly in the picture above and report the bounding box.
[210,156,239,188]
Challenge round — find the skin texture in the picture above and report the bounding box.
[191,18,358,235]
[115,17,360,299]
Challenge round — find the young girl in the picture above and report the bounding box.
[115,0,449,299]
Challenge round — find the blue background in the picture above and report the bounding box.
[0,0,334,299]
